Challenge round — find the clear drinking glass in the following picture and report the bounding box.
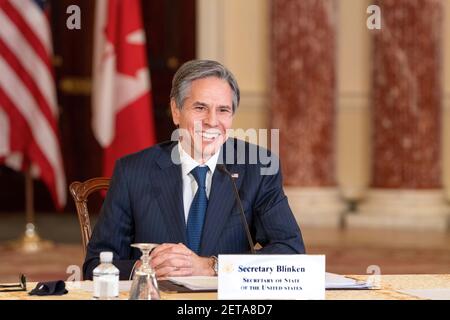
[128,243,160,300]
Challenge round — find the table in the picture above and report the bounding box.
[1,275,449,300]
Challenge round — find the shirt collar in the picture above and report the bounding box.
[178,142,220,177]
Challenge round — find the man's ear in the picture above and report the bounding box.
[170,99,180,126]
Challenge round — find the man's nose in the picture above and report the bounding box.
[205,108,218,126]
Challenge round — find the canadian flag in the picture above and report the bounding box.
[92,0,156,177]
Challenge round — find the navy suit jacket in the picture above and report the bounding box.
[83,139,305,279]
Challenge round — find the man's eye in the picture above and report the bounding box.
[194,106,206,111]
[219,108,231,113]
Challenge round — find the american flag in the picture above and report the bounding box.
[0,0,66,209]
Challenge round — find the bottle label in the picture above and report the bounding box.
[93,275,119,299]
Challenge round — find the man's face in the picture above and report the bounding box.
[171,77,234,162]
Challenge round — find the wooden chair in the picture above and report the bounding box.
[69,177,111,254]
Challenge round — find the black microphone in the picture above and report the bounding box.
[217,164,256,254]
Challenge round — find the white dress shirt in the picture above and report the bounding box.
[178,142,220,223]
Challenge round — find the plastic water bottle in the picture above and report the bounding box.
[93,251,119,300]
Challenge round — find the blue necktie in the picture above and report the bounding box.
[186,166,209,254]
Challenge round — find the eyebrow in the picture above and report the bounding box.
[192,101,209,107]
[192,101,231,109]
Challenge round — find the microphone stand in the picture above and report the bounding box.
[217,165,256,254]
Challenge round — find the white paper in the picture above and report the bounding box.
[167,276,218,291]
[325,272,374,289]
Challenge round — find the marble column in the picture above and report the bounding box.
[271,0,346,227]
[347,0,450,231]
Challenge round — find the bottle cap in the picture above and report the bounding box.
[100,251,113,263]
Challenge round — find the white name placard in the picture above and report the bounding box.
[218,254,325,300]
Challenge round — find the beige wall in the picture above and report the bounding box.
[197,0,269,139]
[197,0,450,199]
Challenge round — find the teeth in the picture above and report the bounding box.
[199,131,220,140]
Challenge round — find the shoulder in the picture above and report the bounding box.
[221,138,279,168]
[116,140,176,170]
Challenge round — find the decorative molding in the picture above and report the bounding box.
[59,77,91,96]
[52,55,63,67]
[239,91,268,113]
[347,189,450,231]
[337,93,370,111]
[285,187,347,228]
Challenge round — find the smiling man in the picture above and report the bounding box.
[83,60,305,280]
[172,75,233,162]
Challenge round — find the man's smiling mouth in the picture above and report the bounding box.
[197,130,221,141]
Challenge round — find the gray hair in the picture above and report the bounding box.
[170,60,240,113]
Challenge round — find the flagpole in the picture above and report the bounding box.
[25,166,34,226]
[9,169,53,252]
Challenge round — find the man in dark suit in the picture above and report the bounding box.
[84,60,305,280]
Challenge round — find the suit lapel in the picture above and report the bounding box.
[153,143,186,244]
